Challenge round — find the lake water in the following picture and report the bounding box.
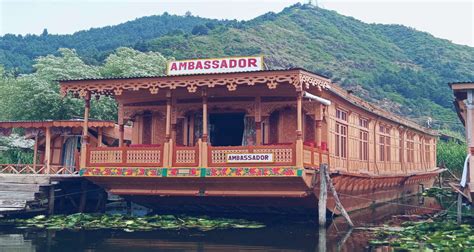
[0,196,447,252]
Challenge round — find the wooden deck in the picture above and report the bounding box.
[0,174,80,215]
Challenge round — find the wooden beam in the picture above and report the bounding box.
[33,134,38,171]
[296,92,304,167]
[80,93,91,168]
[255,96,262,145]
[45,127,51,173]
[48,186,55,215]
[78,180,88,213]
[201,89,208,167]
[202,89,208,142]
[165,91,172,141]
[118,103,125,147]
[319,164,328,226]
[97,128,103,147]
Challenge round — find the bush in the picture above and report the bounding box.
[437,140,466,175]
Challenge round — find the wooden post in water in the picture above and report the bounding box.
[457,193,462,224]
[318,226,327,252]
[318,164,328,226]
[48,185,55,215]
[78,180,88,213]
[323,165,354,227]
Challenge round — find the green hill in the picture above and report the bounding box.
[144,4,474,130]
[0,3,472,131]
[0,13,225,72]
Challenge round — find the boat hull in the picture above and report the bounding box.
[80,167,442,215]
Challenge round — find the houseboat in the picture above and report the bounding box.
[58,56,442,214]
[0,119,130,175]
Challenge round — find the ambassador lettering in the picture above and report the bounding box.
[170,58,258,71]
[226,153,273,163]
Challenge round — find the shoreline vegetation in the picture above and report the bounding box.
[369,187,474,250]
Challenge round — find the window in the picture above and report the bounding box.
[359,118,369,161]
[425,139,431,164]
[336,109,347,121]
[407,134,415,163]
[335,109,348,158]
[379,124,391,161]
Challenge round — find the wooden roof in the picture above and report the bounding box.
[58,68,436,136]
[58,68,331,97]
[0,120,116,129]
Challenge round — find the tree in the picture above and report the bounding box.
[100,47,168,77]
[191,25,209,35]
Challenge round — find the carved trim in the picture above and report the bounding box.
[123,106,166,120]
[60,70,331,97]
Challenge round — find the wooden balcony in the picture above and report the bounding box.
[303,144,330,168]
[0,164,77,175]
[86,146,164,167]
[85,142,329,169]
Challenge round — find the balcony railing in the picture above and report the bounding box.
[303,144,330,168]
[87,146,163,167]
[208,144,296,167]
[172,145,199,167]
[85,142,329,169]
[0,164,77,175]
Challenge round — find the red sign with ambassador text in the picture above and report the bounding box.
[167,56,263,75]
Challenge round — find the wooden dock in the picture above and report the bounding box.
[0,174,85,216]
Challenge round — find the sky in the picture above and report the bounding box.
[0,0,473,47]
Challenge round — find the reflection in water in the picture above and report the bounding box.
[0,196,444,252]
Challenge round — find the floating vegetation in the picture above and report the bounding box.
[370,220,474,250]
[3,213,265,232]
[422,187,454,198]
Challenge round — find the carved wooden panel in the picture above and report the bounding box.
[60,70,331,97]
[127,150,161,164]
[89,150,122,164]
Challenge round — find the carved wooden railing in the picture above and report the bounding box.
[0,164,77,175]
[172,145,199,167]
[87,146,163,167]
[208,144,296,167]
[303,144,330,168]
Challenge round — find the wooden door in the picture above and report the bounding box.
[142,113,152,145]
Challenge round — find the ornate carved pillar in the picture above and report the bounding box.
[255,96,262,145]
[201,89,208,167]
[163,90,172,167]
[296,92,304,167]
[118,103,125,147]
[314,103,323,148]
[79,92,90,169]
[97,127,103,147]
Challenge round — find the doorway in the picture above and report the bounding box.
[209,113,245,146]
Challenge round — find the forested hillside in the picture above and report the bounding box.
[0,13,225,72]
[0,3,473,132]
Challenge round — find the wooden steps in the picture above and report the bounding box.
[0,175,52,215]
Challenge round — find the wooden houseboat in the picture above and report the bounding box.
[58,57,442,214]
[0,120,130,175]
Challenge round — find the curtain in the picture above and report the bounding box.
[241,116,256,146]
[61,136,80,170]
[193,113,210,144]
